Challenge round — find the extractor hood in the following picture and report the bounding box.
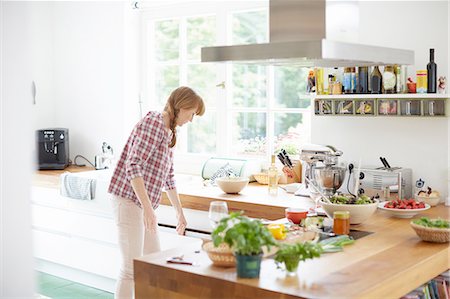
[201,0,414,66]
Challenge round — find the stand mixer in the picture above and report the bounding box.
[295,144,346,197]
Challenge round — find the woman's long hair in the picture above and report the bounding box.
[163,86,205,148]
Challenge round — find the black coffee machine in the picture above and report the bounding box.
[36,128,69,170]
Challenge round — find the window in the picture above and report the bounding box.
[142,2,310,174]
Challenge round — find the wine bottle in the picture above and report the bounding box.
[268,155,278,195]
[427,48,437,93]
[371,66,382,94]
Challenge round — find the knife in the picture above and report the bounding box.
[379,157,388,168]
[277,153,287,167]
[382,157,391,169]
[281,149,293,168]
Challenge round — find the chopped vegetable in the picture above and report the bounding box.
[329,194,375,205]
[318,235,355,252]
[413,217,450,229]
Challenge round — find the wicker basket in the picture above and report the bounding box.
[410,222,450,243]
[253,173,281,185]
[202,241,235,267]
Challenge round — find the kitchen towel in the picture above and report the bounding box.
[60,172,96,200]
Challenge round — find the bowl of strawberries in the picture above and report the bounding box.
[378,198,430,218]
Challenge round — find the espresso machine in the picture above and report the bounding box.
[36,128,69,170]
[295,144,346,197]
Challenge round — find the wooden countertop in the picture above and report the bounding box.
[134,204,450,299]
[32,165,95,189]
[161,180,317,220]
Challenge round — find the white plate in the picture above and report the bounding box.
[377,201,430,218]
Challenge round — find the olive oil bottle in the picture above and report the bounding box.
[268,155,278,195]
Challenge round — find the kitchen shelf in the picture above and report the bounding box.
[314,93,450,99]
[313,94,449,117]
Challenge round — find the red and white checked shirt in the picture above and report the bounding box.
[108,111,176,208]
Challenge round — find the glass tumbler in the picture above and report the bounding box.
[208,201,229,229]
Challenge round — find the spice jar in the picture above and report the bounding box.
[333,211,350,235]
[383,65,396,93]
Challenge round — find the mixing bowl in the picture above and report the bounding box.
[216,177,249,194]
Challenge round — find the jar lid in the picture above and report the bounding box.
[333,211,350,219]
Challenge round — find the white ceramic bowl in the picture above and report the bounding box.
[377,201,431,218]
[319,199,379,224]
[415,194,440,207]
[216,177,249,194]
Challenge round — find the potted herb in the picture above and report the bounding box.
[212,212,276,278]
[274,241,323,275]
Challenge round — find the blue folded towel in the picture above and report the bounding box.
[60,172,96,200]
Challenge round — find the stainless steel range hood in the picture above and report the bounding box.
[201,0,414,66]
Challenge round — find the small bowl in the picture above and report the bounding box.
[285,208,308,224]
[216,177,249,194]
[415,194,440,207]
[319,199,379,224]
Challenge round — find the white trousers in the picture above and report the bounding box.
[111,196,161,299]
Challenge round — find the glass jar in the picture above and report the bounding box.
[383,65,396,93]
[333,211,350,235]
[357,66,369,93]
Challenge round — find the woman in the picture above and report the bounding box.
[108,86,205,299]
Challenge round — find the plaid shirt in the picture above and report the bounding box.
[108,111,176,208]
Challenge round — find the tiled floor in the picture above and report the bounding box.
[36,272,114,299]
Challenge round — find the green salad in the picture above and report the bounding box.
[412,217,450,229]
[329,194,375,205]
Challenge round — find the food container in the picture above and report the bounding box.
[423,100,445,116]
[216,177,249,194]
[253,173,280,185]
[285,208,308,224]
[400,100,421,116]
[378,99,398,115]
[415,194,440,206]
[315,99,333,115]
[416,70,427,93]
[410,222,450,243]
[355,100,374,115]
[335,100,353,114]
[333,211,350,235]
[202,241,235,267]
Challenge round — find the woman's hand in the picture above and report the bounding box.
[143,205,158,234]
[176,212,187,235]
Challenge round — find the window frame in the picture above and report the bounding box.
[140,1,311,175]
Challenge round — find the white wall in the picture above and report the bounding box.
[50,1,128,164]
[1,2,36,297]
[313,1,449,199]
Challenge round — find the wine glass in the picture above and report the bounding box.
[208,201,228,229]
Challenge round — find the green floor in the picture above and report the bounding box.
[36,272,114,299]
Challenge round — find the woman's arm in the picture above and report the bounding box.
[131,176,158,233]
[165,188,187,235]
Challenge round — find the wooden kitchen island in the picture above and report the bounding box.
[134,204,449,299]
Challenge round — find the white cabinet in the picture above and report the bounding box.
[31,185,203,292]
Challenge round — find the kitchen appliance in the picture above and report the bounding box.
[201,0,414,66]
[295,144,344,197]
[36,128,69,170]
[348,166,413,199]
[314,165,346,196]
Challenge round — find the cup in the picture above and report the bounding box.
[285,208,308,224]
[208,201,228,229]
